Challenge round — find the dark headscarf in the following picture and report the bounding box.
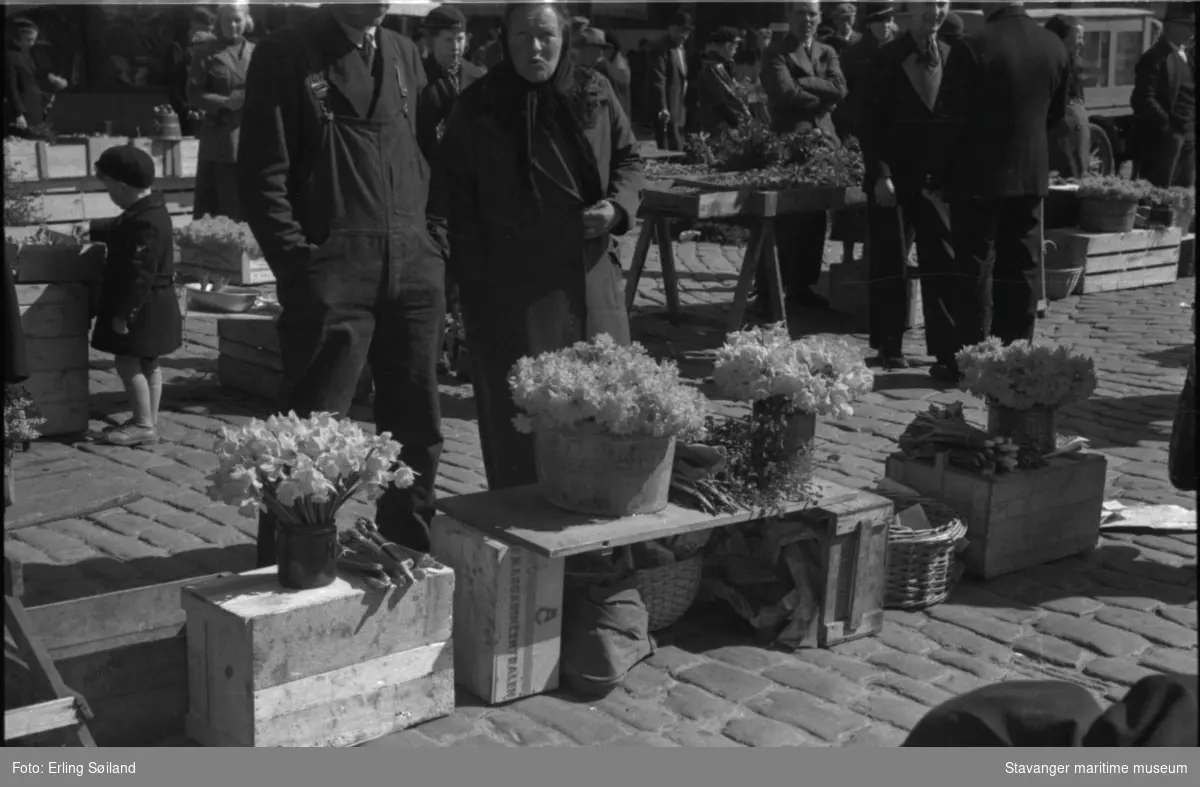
[491,1,605,207]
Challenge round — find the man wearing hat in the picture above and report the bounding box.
[822,3,861,55]
[694,27,751,135]
[417,4,485,381]
[574,27,633,123]
[1132,3,1195,189]
[836,1,896,141]
[938,11,966,45]
[238,2,446,560]
[940,0,1069,369]
[649,10,694,151]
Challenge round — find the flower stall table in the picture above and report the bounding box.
[625,182,866,331]
[432,476,892,706]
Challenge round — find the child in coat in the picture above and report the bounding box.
[89,146,183,446]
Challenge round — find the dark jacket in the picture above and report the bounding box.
[836,28,887,141]
[1132,37,1196,179]
[417,56,486,168]
[822,30,861,56]
[862,34,962,192]
[694,51,751,134]
[4,46,45,128]
[649,35,688,126]
[187,38,255,164]
[599,51,633,124]
[760,34,847,139]
[942,4,1070,199]
[89,193,182,359]
[237,14,432,268]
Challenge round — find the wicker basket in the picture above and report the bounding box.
[877,492,968,610]
[635,555,704,631]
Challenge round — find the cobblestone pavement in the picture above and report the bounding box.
[6,232,1196,747]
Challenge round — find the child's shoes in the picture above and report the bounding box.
[102,425,158,447]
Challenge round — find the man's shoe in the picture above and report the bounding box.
[787,288,830,310]
[878,352,912,370]
[929,363,962,384]
[102,425,158,446]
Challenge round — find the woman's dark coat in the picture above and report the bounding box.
[89,193,183,359]
[435,69,644,490]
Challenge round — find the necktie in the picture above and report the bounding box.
[361,31,375,71]
[447,62,461,96]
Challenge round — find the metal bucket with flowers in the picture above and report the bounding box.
[509,334,709,517]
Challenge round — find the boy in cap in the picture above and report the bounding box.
[822,3,861,55]
[89,145,182,446]
[694,27,751,135]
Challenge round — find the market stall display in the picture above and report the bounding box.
[175,215,273,287]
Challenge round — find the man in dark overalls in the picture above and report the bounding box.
[238,2,445,559]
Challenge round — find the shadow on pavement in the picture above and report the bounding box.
[1059,394,1181,449]
[1143,344,1192,369]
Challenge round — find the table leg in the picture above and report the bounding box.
[653,216,682,325]
[624,218,657,313]
[759,219,787,327]
[726,222,768,333]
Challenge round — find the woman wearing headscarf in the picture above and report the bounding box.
[188,2,255,220]
[1045,15,1091,179]
[434,1,644,491]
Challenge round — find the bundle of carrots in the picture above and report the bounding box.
[898,402,1047,477]
[337,517,440,591]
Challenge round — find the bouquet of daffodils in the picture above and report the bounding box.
[713,324,874,418]
[4,385,45,449]
[956,338,1098,411]
[205,412,414,528]
[509,333,708,439]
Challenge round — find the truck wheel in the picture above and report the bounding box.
[1089,124,1115,176]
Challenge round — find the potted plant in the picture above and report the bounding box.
[1142,185,1196,230]
[956,338,1098,454]
[175,215,263,289]
[4,386,46,507]
[205,411,414,589]
[1076,176,1151,233]
[712,324,875,491]
[5,225,102,283]
[509,334,709,517]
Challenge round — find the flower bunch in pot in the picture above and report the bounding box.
[175,215,262,290]
[1143,185,1196,229]
[509,334,709,517]
[710,324,874,505]
[205,412,414,589]
[1075,176,1152,233]
[955,338,1098,455]
[4,385,45,508]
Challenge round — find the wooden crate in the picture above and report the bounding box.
[17,283,90,436]
[434,478,893,703]
[430,515,565,705]
[5,241,105,284]
[8,573,229,746]
[1046,226,1181,295]
[641,187,749,219]
[217,314,372,406]
[884,451,1107,579]
[177,245,274,286]
[181,561,455,747]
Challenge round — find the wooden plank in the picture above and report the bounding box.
[431,516,563,704]
[23,336,88,374]
[43,141,90,180]
[181,562,454,691]
[178,139,200,179]
[6,139,39,180]
[26,574,230,657]
[15,281,88,309]
[220,339,284,373]
[5,697,81,740]
[218,354,281,403]
[1047,225,1182,256]
[217,313,277,347]
[1080,263,1178,294]
[36,190,193,223]
[20,369,88,407]
[3,214,192,243]
[18,301,90,340]
[11,244,106,284]
[436,477,861,559]
[7,175,196,196]
[1081,245,1180,274]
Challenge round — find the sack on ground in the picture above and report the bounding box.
[560,573,654,698]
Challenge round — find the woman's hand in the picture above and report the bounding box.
[225,90,246,111]
[582,200,619,239]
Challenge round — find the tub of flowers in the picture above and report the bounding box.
[205,411,417,589]
[884,341,1107,578]
[509,334,709,517]
[175,215,273,288]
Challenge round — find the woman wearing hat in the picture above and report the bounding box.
[187,2,256,221]
[694,27,752,135]
[88,146,183,447]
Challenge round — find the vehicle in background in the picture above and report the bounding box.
[894,6,1158,177]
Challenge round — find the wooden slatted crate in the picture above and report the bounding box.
[1045,226,1182,294]
[430,515,564,704]
[181,562,455,747]
[16,283,90,436]
[5,240,105,284]
[177,246,274,286]
[884,451,1107,579]
[217,314,372,407]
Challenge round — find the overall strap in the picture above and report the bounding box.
[300,30,334,120]
[383,31,410,118]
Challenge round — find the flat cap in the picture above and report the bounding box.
[829,3,857,20]
[574,28,615,49]
[423,5,466,32]
[709,26,742,45]
[861,2,895,23]
[670,11,694,31]
[95,145,155,189]
[940,12,965,37]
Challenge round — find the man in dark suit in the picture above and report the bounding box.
[649,10,693,151]
[836,3,896,145]
[759,0,847,312]
[238,2,446,557]
[1132,4,1195,189]
[940,1,1069,379]
[862,1,961,371]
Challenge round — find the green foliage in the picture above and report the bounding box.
[3,161,45,227]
